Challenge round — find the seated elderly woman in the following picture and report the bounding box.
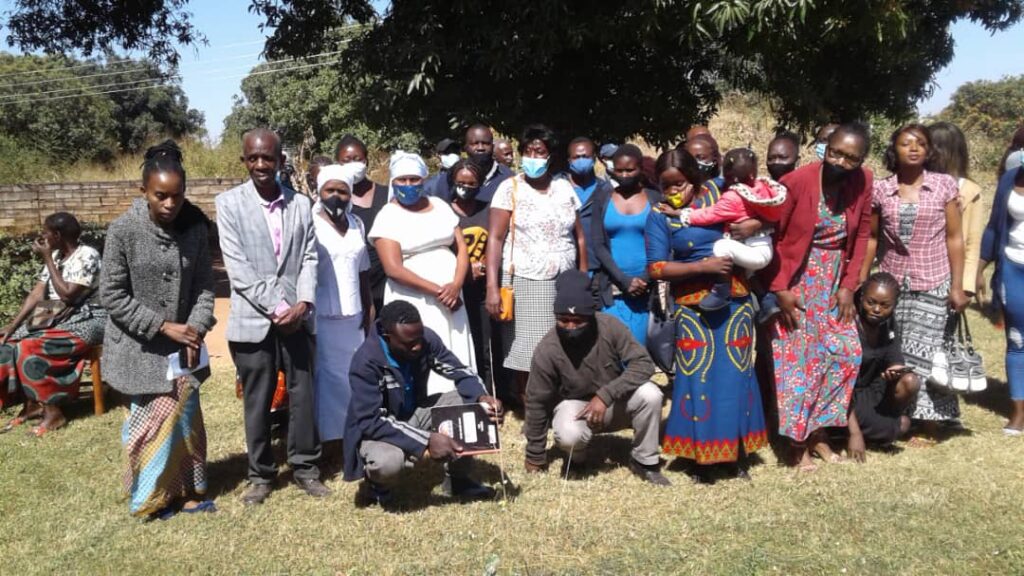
[0,212,106,436]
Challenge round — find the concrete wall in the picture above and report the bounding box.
[0,178,245,234]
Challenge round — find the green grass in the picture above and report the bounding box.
[1,302,1023,575]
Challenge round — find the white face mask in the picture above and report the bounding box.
[440,153,460,170]
[344,161,367,184]
[603,159,615,172]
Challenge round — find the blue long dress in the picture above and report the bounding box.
[603,200,652,344]
[645,193,768,464]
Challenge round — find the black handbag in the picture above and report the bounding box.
[646,281,675,374]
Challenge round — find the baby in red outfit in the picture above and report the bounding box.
[680,148,787,311]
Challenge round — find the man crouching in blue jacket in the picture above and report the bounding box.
[343,300,503,506]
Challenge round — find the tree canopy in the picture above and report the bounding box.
[4,1,1022,147]
[0,53,204,163]
[939,74,1024,141]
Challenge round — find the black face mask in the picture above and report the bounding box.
[697,163,719,181]
[468,151,494,171]
[321,195,348,221]
[614,174,641,191]
[766,162,797,181]
[822,161,853,184]
[556,321,597,357]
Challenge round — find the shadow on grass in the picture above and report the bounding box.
[206,452,250,499]
[351,457,521,514]
[962,377,1012,420]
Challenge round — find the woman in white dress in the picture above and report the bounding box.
[312,164,371,463]
[368,152,475,394]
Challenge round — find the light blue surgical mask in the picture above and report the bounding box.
[814,142,827,160]
[569,157,595,176]
[521,156,549,179]
[393,183,424,206]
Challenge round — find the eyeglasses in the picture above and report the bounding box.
[825,146,864,166]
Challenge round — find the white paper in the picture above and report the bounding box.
[166,344,209,380]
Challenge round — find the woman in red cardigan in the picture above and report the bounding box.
[764,123,874,471]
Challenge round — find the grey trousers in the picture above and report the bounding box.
[552,382,663,466]
[359,390,471,486]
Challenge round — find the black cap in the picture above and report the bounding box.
[553,270,597,316]
[435,138,460,155]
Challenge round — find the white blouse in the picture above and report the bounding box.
[313,207,370,318]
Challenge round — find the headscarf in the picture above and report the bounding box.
[316,163,355,194]
[388,151,428,200]
[1007,149,1024,173]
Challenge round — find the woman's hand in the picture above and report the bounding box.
[437,282,462,310]
[728,219,763,242]
[0,325,11,346]
[974,269,987,305]
[160,322,201,348]
[831,287,856,324]
[657,203,683,218]
[702,256,733,277]
[485,286,503,320]
[775,289,804,331]
[847,430,866,464]
[949,288,969,313]
[30,237,52,259]
[470,261,486,281]
[627,277,648,297]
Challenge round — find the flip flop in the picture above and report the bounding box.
[28,422,63,437]
[0,416,27,434]
[181,500,217,514]
[1003,427,1023,437]
[907,436,938,448]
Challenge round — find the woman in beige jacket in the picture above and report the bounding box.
[928,122,985,297]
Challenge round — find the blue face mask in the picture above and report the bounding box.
[393,183,424,206]
[569,157,595,176]
[815,142,827,160]
[521,157,549,179]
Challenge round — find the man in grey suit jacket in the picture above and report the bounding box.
[217,128,328,505]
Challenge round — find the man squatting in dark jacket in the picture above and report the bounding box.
[343,300,503,505]
[522,270,670,486]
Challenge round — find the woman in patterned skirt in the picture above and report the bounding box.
[101,141,216,519]
[646,148,768,482]
[766,124,875,470]
[0,212,106,435]
[862,124,969,445]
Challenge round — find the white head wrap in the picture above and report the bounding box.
[388,151,428,200]
[1006,149,1024,173]
[316,163,356,194]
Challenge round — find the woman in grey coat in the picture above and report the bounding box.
[100,141,216,519]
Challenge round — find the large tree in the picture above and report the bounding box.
[5,1,1022,146]
[939,74,1024,141]
[0,53,204,162]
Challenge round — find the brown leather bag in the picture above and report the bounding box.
[497,180,517,322]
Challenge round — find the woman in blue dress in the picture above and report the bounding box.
[646,148,768,481]
[592,144,662,344]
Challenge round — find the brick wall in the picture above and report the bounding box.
[0,178,245,234]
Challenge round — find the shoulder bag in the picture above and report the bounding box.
[497,180,516,322]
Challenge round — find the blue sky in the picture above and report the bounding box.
[2,2,1023,141]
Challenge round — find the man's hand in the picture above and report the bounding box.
[576,396,607,430]
[479,395,504,424]
[775,290,804,331]
[273,302,309,334]
[831,287,856,325]
[160,322,201,348]
[426,432,464,462]
[627,277,648,297]
[728,219,763,242]
[524,459,547,473]
[847,430,866,463]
